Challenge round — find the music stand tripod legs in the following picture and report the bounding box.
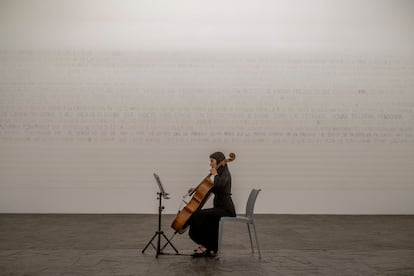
[142,192,178,257]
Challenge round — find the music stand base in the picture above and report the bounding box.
[142,230,179,257]
[141,191,179,258]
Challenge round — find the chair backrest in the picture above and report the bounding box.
[245,189,261,219]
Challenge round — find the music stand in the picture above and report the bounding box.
[142,173,179,257]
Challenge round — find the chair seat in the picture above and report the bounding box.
[220,216,252,224]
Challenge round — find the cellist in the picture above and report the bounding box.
[187,151,236,257]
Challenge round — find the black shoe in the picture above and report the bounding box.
[191,251,208,258]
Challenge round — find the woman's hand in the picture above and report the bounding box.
[210,168,218,176]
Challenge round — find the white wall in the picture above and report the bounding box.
[0,0,413,214]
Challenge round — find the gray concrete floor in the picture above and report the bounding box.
[0,214,413,275]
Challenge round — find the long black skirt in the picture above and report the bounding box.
[188,208,231,252]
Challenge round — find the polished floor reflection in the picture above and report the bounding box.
[0,214,413,275]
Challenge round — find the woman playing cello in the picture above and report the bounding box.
[187,151,236,257]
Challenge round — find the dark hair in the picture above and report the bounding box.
[209,151,225,164]
[210,152,227,174]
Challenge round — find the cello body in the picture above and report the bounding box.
[171,177,214,233]
[171,152,235,234]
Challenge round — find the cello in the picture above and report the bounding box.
[171,152,236,233]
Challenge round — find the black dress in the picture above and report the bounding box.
[188,165,236,252]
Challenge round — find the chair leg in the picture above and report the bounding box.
[247,223,254,254]
[217,220,224,255]
[252,223,261,259]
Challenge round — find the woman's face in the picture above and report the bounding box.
[210,158,217,169]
